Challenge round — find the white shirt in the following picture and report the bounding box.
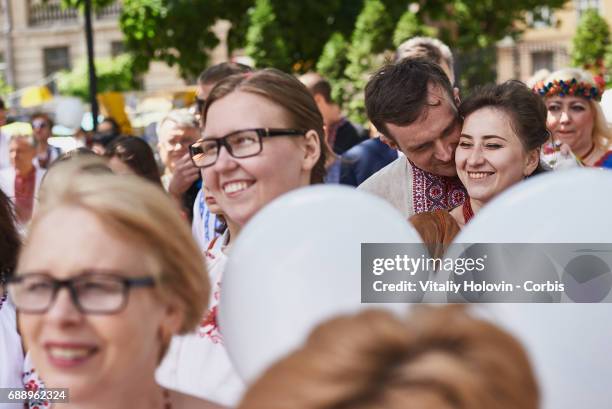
[156,230,244,406]
[0,297,25,409]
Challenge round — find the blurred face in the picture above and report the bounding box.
[97,121,116,135]
[32,117,52,143]
[10,139,36,173]
[157,120,198,173]
[201,91,319,227]
[456,107,537,205]
[545,96,595,154]
[203,184,222,214]
[384,84,460,177]
[17,206,178,402]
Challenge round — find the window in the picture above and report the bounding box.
[575,0,601,18]
[532,51,554,73]
[527,6,555,28]
[43,46,70,77]
[111,41,126,57]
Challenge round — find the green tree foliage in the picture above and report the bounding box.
[316,32,350,107]
[343,0,393,125]
[60,0,116,9]
[571,9,610,74]
[0,76,12,99]
[56,54,140,101]
[392,10,436,48]
[119,0,251,80]
[316,32,349,82]
[245,0,291,71]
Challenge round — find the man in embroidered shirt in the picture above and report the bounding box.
[358,58,466,217]
[0,135,44,224]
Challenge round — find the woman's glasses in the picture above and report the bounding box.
[189,128,305,168]
[7,272,156,314]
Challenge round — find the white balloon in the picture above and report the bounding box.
[53,97,85,130]
[453,168,612,409]
[454,168,612,243]
[218,185,424,383]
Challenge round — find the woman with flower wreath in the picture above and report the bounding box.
[534,67,612,168]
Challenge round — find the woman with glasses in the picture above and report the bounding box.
[7,171,221,409]
[0,189,23,409]
[157,69,326,406]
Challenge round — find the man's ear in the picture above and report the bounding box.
[301,130,322,172]
[380,134,398,150]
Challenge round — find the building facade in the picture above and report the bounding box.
[497,0,612,83]
[0,0,229,96]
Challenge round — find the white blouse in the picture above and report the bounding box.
[0,295,25,409]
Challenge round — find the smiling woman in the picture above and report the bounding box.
[157,69,326,406]
[7,170,221,409]
[534,68,612,168]
[410,81,548,257]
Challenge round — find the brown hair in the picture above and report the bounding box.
[0,190,20,278]
[238,306,539,409]
[105,136,163,187]
[203,68,327,184]
[459,80,549,175]
[365,58,454,142]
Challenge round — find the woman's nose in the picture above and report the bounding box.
[559,110,571,124]
[467,146,485,166]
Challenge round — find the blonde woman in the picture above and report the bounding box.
[7,170,222,409]
[238,306,539,409]
[534,67,612,167]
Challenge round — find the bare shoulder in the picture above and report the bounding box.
[169,390,227,409]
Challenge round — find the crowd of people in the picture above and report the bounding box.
[0,34,611,409]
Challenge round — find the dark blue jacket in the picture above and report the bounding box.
[339,138,398,187]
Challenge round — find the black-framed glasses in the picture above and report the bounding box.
[189,128,306,168]
[6,272,156,314]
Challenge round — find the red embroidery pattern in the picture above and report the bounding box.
[22,367,49,408]
[411,162,466,214]
[198,281,223,344]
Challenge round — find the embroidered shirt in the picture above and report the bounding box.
[411,161,466,214]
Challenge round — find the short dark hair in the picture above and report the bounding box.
[105,136,163,186]
[365,58,454,140]
[459,80,549,152]
[197,62,252,85]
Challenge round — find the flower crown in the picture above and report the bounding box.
[533,76,606,102]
